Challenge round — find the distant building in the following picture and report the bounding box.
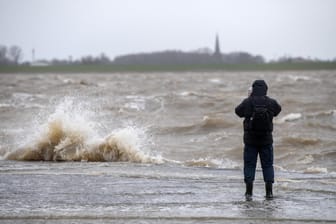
[30,48,50,66]
[113,35,264,65]
[30,60,50,67]
[214,34,221,58]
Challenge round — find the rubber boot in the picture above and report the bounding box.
[265,182,273,200]
[245,182,253,201]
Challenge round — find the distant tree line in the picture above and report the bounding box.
[50,53,111,65]
[0,43,335,66]
[33,51,266,66]
[113,50,265,65]
[0,45,23,65]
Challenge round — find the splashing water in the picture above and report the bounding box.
[6,97,161,163]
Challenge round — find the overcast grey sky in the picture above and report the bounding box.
[1,0,335,61]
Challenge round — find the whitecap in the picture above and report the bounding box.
[179,91,196,96]
[208,78,222,84]
[277,113,302,123]
[304,166,328,174]
[288,75,311,82]
[0,103,12,108]
[297,154,314,164]
[185,157,239,169]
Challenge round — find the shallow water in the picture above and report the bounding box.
[0,161,335,223]
[0,71,335,223]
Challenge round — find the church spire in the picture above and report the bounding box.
[214,34,221,57]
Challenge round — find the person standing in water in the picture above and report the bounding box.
[235,80,281,200]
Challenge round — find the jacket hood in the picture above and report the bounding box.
[252,80,268,96]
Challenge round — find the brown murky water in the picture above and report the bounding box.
[0,71,335,223]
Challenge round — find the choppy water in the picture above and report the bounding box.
[0,71,335,223]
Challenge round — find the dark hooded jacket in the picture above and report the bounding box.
[235,80,281,146]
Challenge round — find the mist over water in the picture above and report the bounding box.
[0,71,335,223]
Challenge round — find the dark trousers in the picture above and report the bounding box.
[244,144,274,184]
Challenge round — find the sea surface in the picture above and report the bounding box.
[0,71,335,223]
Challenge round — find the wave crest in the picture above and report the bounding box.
[6,98,160,163]
[6,122,159,163]
[276,113,302,123]
[282,136,321,146]
[304,166,328,174]
[185,157,239,169]
[161,116,235,134]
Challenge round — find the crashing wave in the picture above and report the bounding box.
[5,98,161,163]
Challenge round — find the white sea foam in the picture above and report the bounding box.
[124,95,146,111]
[297,154,314,164]
[185,157,239,169]
[288,75,312,82]
[277,113,302,123]
[307,109,336,118]
[208,78,222,84]
[179,91,197,96]
[0,103,12,108]
[304,166,328,174]
[274,164,288,171]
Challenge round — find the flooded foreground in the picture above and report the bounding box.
[0,161,335,223]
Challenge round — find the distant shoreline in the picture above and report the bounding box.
[1,62,336,73]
